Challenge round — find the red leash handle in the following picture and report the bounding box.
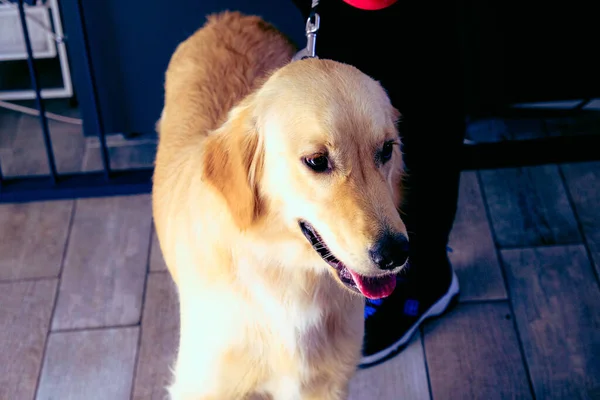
[342,0,398,10]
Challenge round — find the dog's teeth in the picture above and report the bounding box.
[340,268,352,279]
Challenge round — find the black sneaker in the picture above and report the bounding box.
[359,254,460,368]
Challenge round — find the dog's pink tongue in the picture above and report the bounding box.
[348,269,397,300]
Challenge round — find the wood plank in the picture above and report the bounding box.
[448,171,507,301]
[424,302,532,400]
[132,272,179,400]
[36,327,139,400]
[348,333,430,400]
[479,165,581,248]
[0,200,73,280]
[562,161,600,278]
[52,195,152,330]
[501,245,600,399]
[0,279,57,400]
[149,226,167,272]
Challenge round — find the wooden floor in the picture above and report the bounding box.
[1,106,600,399]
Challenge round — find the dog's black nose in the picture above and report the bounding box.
[369,233,409,270]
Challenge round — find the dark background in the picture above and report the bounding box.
[59,0,600,137]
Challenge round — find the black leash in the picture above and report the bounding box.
[293,0,321,60]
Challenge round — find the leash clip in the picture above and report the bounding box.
[293,12,320,61]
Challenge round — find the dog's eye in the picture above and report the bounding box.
[303,154,330,173]
[380,141,395,164]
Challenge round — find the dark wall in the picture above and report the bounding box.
[62,0,304,136]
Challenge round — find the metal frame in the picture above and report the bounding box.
[0,0,73,101]
[0,0,152,204]
[0,0,598,204]
[0,170,152,203]
[0,3,56,60]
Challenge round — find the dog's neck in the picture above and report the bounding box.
[236,236,360,314]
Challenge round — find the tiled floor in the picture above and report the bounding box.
[0,100,158,177]
[1,106,600,400]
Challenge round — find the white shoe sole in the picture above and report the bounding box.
[358,271,460,368]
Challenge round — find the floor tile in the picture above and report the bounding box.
[0,113,86,176]
[424,302,532,400]
[501,245,600,399]
[480,165,581,247]
[132,272,179,400]
[36,327,139,400]
[449,172,506,301]
[466,117,547,143]
[149,226,167,272]
[0,279,57,400]
[562,161,600,278]
[0,108,20,149]
[82,141,157,172]
[52,195,152,330]
[545,113,600,137]
[0,200,73,280]
[348,333,430,400]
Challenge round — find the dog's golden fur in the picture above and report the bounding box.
[153,11,407,400]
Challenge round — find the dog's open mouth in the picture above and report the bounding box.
[299,221,396,300]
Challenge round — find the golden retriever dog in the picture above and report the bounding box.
[153,11,409,400]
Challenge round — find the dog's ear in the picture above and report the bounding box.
[202,104,264,230]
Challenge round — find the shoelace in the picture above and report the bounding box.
[364,299,383,317]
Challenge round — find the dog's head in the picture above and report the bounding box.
[203,59,408,299]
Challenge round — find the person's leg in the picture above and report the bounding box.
[292,0,466,367]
